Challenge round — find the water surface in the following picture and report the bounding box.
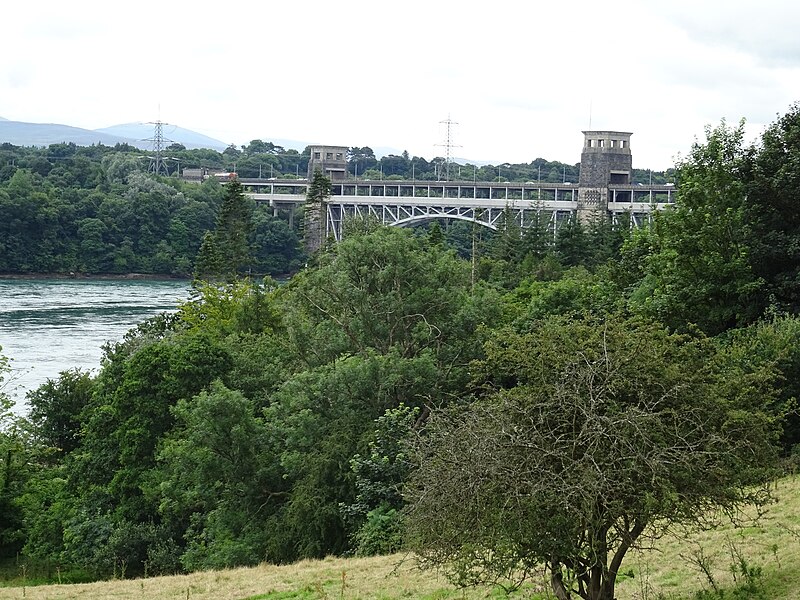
[0,278,190,412]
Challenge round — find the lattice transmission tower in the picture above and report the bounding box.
[436,116,461,181]
[144,120,173,176]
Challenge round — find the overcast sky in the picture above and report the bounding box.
[3,0,800,171]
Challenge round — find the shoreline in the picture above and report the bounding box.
[0,272,191,281]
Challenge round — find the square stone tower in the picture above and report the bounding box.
[577,131,632,222]
[307,145,348,180]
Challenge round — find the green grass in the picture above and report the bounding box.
[2,476,800,599]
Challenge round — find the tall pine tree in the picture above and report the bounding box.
[195,177,254,281]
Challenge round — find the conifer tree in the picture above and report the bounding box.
[194,177,254,281]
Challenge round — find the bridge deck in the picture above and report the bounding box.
[239,178,675,207]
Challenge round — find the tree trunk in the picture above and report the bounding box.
[551,571,571,600]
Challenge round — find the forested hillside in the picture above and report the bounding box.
[0,139,671,277]
[1,105,800,600]
[0,143,305,276]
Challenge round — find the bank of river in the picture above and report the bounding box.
[0,278,191,411]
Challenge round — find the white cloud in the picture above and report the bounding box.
[1,0,799,170]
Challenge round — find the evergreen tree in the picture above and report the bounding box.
[555,215,590,267]
[215,178,254,278]
[194,231,222,280]
[490,205,523,263]
[521,209,552,260]
[426,221,445,248]
[194,177,254,281]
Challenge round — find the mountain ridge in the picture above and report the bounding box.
[0,118,229,151]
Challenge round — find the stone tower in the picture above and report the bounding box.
[307,145,348,181]
[577,131,632,223]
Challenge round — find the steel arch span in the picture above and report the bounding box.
[324,201,572,241]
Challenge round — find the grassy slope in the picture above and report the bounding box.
[616,473,800,600]
[2,476,800,600]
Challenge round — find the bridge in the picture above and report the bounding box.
[239,177,675,241]
[226,130,677,252]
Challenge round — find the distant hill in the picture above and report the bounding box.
[0,119,229,151]
[0,120,141,148]
[95,123,229,151]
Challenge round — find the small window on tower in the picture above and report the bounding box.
[314,152,321,159]
[326,152,333,159]
[598,139,605,148]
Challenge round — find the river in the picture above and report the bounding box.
[0,278,191,413]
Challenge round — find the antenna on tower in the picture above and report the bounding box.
[143,120,173,176]
[435,115,461,181]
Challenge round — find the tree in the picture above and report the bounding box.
[158,380,281,571]
[347,147,377,176]
[345,404,419,556]
[744,103,800,314]
[194,231,222,280]
[26,368,94,458]
[555,215,590,266]
[630,121,761,334]
[521,209,552,261]
[0,347,29,557]
[194,177,254,280]
[285,226,479,363]
[405,315,780,600]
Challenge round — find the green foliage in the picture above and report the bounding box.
[345,405,419,556]
[283,226,479,364]
[262,351,441,561]
[0,348,26,558]
[179,278,281,337]
[159,380,279,570]
[716,315,800,454]
[351,506,404,557]
[251,205,305,274]
[0,153,223,275]
[630,121,761,334]
[194,177,255,280]
[55,327,234,577]
[405,315,781,600]
[26,368,94,458]
[505,266,623,325]
[744,102,800,315]
[307,168,332,204]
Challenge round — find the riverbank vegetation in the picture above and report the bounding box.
[2,104,800,598]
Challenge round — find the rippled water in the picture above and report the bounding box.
[0,278,191,411]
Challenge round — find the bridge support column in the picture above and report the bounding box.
[304,200,326,254]
[577,187,608,224]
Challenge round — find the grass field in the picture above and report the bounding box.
[2,475,799,600]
